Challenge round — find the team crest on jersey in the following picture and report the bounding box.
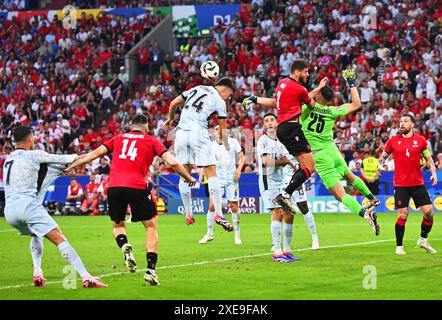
[398,141,401,145]
[413,140,419,147]
[281,83,286,89]
[337,106,342,111]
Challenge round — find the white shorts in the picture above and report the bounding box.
[261,188,283,210]
[4,196,58,238]
[174,129,215,167]
[291,184,307,203]
[220,180,239,202]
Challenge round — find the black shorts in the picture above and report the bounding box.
[276,121,311,157]
[108,186,157,224]
[394,185,432,209]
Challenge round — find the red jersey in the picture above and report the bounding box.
[274,77,311,124]
[68,184,83,196]
[85,182,99,200]
[384,134,428,187]
[103,131,167,190]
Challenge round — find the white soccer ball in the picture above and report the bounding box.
[200,60,220,80]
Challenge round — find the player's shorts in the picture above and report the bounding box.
[4,196,58,237]
[276,121,311,156]
[174,128,216,167]
[261,187,283,210]
[313,144,350,189]
[394,185,432,209]
[291,184,307,203]
[108,186,157,224]
[219,180,240,202]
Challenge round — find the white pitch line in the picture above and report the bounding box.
[0,238,395,291]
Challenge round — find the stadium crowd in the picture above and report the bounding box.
[1,0,442,186]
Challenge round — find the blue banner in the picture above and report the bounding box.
[194,4,241,31]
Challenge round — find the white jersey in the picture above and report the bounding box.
[3,149,76,200]
[177,85,227,131]
[211,137,242,184]
[256,134,287,191]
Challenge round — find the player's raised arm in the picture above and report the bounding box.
[241,96,276,109]
[164,94,186,129]
[161,151,196,186]
[308,77,329,102]
[422,150,438,186]
[64,145,108,173]
[342,69,362,113]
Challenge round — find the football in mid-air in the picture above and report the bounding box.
[200,60,220,80]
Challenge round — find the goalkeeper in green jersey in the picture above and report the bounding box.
[300,69,380,236]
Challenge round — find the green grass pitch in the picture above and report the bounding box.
[0,213,441,300]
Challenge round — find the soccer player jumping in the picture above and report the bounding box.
[243,60,328,215]
[379,113,438,255]
[299,70,380,235]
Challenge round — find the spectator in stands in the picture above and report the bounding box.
[64,177,83,215]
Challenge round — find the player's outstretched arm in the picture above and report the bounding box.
[423,151,438,186]
[345,86,362,114]
[241,96,276,110]
[64,145,108,173]
[308,77,328,101]
[164,95,185,129]
[161,151,196,186]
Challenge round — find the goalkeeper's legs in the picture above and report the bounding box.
[329,183,379,236]
[345,172,380,210]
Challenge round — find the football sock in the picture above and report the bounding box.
[342,194,364,217]
[207,210,215,236]
[271,221,282,254]
[395,218,407,246]
[283,222,293,252]
[303,210,318,241]
[115,234,128,248]
[57,241,88,278]
[179,179,193,218]
[420,217,434,238]
[147,252,158,275]
[284,167,311,196]
[351,177,374,199]
[208,177,223,217]
[30,236,43,272]
[232,212,240,237]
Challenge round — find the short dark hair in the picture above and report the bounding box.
[400,112,415,123]
[263,112,278,120]
[214,77,235,91]
[291,59,309,73]
[13,125,32,143]
[131,114,148,126]
[320,84,334,101]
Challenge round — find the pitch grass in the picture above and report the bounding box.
[0,213,441,300]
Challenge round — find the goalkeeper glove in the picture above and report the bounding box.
[241,96,257,110]
[342,69,358,87]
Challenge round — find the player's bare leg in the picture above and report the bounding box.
[344,172,380,210]
[329,183,379,236]
[112,221,137,273]
[199,199,215,244]
[230,201,241,244]
[45,227,107,287]
[296,200,319,250]
[276,153,315,215]
[417,205,437,253]
[395,208,408,255]
[142,217,160,285]
[30,236,45,286]
[281,212,301,261]
[179,164,195,225]
[204,165,233,232]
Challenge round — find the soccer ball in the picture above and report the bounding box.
[200,61,220,80]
